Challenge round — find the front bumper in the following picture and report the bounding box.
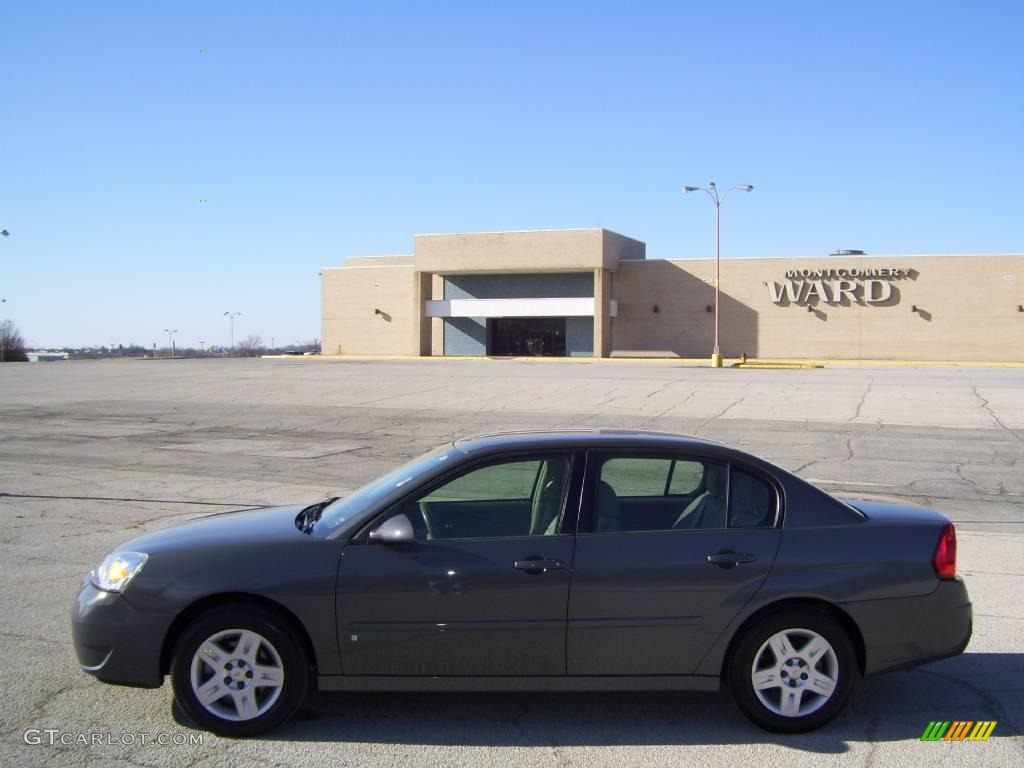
[841,577,973,676]
[71,579,173,688]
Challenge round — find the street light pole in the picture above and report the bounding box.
[1,298,6,364]
[0,233,7,362]
[224,312,241,356]
[683,182,754,367]
[163,329,178,358]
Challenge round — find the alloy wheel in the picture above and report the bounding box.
[750,627,839,718]
[189,628,285,722]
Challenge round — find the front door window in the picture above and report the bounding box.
[398,455,572,539]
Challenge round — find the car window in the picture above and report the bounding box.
[729,468,777,528]
[596,455,727,532]
[667,459,704,495]
[313,445,457,536]
[400,455,572,540]
[422,460,539,502]
[600,458,671,496]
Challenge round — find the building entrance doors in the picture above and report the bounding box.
[488,318,567,357]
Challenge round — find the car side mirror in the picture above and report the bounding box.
[368,514,415,544]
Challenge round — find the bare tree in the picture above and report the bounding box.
[236,335,264,357]
[0,319,29,363]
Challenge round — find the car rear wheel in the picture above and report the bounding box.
[728,608,856,732]
[170,605,309,737]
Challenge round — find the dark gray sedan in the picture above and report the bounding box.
[72,430,971,736]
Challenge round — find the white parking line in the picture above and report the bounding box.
[804,479,901,488]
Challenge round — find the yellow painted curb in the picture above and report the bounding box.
[264,354,1024,368]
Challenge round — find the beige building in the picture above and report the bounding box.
[321,229,1024,362]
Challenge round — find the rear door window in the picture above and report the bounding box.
[728,468,777,528]
[595,455,727,532]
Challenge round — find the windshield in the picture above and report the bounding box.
[311,445,458,536]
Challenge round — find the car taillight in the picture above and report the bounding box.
[932,523,957,579]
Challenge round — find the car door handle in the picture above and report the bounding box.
[706,551,757,567]
[514,558,565,573]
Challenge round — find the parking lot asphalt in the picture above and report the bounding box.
[0,358,1021,768]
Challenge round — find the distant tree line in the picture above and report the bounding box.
[16,336,321,360]
[0,319,28,362]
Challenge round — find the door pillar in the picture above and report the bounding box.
[593,268,612,358]
[413,271,433,356]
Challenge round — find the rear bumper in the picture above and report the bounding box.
[841,577,972,676]
[71,579,172,688]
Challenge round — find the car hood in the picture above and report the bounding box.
[844,499,949,526]
[116,504,309,554]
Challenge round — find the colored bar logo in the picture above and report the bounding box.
[920,721,996,741]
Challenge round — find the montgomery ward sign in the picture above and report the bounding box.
[767,267,911,305]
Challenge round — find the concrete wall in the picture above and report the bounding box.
[602,230,647,269]
[321,241,1024,362]
[443,318,487,356]
[612,254,1024,361]
[567,317,595,356]
[415,229,642,274]
[321,258,415,356]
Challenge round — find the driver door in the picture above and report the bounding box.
[335,452,579,677]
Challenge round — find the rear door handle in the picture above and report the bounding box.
[514,558,565,573]
[706,551,757,567]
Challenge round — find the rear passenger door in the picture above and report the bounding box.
[567,451,782,676]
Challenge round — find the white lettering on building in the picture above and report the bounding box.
[769,267,909,305]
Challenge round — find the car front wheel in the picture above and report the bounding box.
[728,608,856,733]
[170,605,309,737]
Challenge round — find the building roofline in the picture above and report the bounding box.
[342,257,409,264]
[638,252,1024,262]
[414,227,638,240]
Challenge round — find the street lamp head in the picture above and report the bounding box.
[739,184,754,192]
[683,186,700,193]
[708,181,716,188]
[0,230,10,237]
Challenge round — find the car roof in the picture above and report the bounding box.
[453,429,729,456]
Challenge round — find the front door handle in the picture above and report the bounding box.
[514,558,565,573]
[706,551,757,567]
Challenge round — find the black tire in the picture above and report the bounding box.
[170,604,310,737]
[727,608,857,733]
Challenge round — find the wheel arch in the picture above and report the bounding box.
[159,592,318,678]
[721,597,866,680]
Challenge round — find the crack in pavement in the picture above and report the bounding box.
[853,382,873,421]
[973,385,1023,442]
[694,397,745,434]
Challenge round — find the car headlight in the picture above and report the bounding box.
[91,552,148,592]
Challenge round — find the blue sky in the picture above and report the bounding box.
[2,0,1022,348]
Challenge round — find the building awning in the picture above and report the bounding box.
[425,297,617,318]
